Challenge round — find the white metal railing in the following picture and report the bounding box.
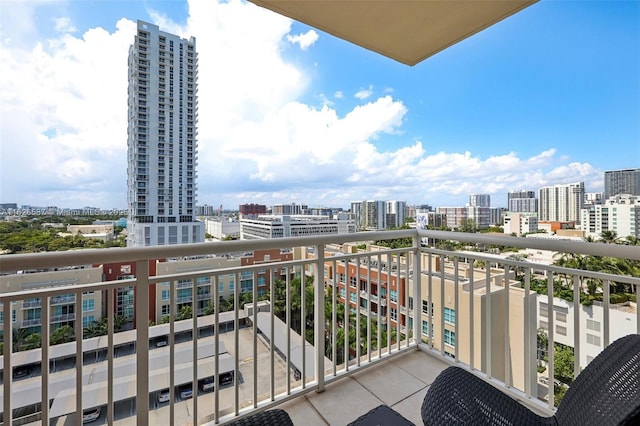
[0,230,638,424]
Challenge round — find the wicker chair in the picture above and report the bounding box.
[226,409,294,426]
[422,333,640,426]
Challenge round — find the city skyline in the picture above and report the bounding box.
[1,0,638,210]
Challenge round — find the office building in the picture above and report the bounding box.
[504,212,538,236]
[126,21,204,247]
[272,203,308,215]
[538,182,584,224]
[508,190,538,213]
[604,168,640,200]
[240,215,356,240]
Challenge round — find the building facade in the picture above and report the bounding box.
[503,212,538,236]
[508,190,538,213]
[351,201,387,231]
[240,215,356,240]
[604,168,640,200]
[538,182,584,224]
[580,194,640,240]
[126,20,204,247]
[469,194,491,208]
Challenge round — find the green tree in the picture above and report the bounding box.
[599,230,619,244]
[50,325,75,345]
[23,333,42,350]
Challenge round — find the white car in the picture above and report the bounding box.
[179,384,193,399]
[200,377,214,392]
[156,389,170,403]
[82,407,101,423]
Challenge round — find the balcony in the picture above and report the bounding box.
[0,229,638,425]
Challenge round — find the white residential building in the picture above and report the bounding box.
[580,194,640,240]
[503,212,538,236]
[126,20,205,247]
[538,182,585,224]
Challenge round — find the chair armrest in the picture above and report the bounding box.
[421,367,555,426]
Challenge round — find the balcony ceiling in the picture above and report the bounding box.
[249,0,538,66]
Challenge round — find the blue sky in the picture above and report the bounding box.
[0,0,638,210]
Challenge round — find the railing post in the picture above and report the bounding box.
[3,301,12,425]
[413,235,421,349]
[315,244,326,393]
[136,260,150,425]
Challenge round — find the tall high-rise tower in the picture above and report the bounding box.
[127,21,204,247]
[538,182,584,224]
[604,169,640,200]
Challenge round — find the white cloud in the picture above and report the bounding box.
[286,29,319,50]
[0,0,605,210]
[355,85,374,100]
[53,17,77,33]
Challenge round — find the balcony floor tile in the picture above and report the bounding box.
[281,348,449,425]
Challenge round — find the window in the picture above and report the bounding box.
[586,319,600,332]
[350,292,357,303]
[390,290,398,303]
[444,329,456,347]
[258,277,266,287]
[586,333,600,346]
[408,297,414,310]
[82,299,95,312]
[349,276,357,288]
[83,316,95,327]
[422,320,431,336]
[556,312,567,323]
[218,282,224,293]
[161,289,170,301]
[241,280,252,293]
[556,325,567,336]
[339,273,346,283]
[390,308,397,321]
[161,305,170,315]
[422,300,431,315]
[444,307,456,324]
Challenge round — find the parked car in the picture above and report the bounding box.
[156,388,170,403]
[220,372,234,386]
[200,376,214,392]
[82,407,101,423]
[13,365,32,379]
[179,384,193,399]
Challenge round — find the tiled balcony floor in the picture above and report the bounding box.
[279,349,450,425]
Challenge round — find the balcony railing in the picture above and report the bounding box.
[0,230,638,425]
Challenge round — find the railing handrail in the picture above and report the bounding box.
[1,229,638,275]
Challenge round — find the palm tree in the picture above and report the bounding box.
[50,325,75,345]
[23,333,42,350]
[599,230,619,244]
[12,328,29,352]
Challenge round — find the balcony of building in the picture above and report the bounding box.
[0,229,638,425]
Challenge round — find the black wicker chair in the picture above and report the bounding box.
[422,333,640,426]
[226,408,294,426]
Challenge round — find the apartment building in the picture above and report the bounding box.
[538,182,585,224]
[322,246,535,393]
[126,20,204,247]
[537,296,637,370]
[0,267,104,335]
[604,168,640,199]
[580,193,640,239]
[508,190,538,213]
[504,212,538,236]
[469,194,491,208]
[386,200,407,228]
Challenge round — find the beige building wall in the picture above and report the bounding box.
[153,257,241,323]
[412,255,536,394]
[0,266,104,331]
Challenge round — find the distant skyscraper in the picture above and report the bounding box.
[538,182,584,224]
[469,194,490,207]
[507,190,538,213]
[127,21,204,247]
[604,169,640,200]
[386,200,406,228]
[351,200,386,230]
